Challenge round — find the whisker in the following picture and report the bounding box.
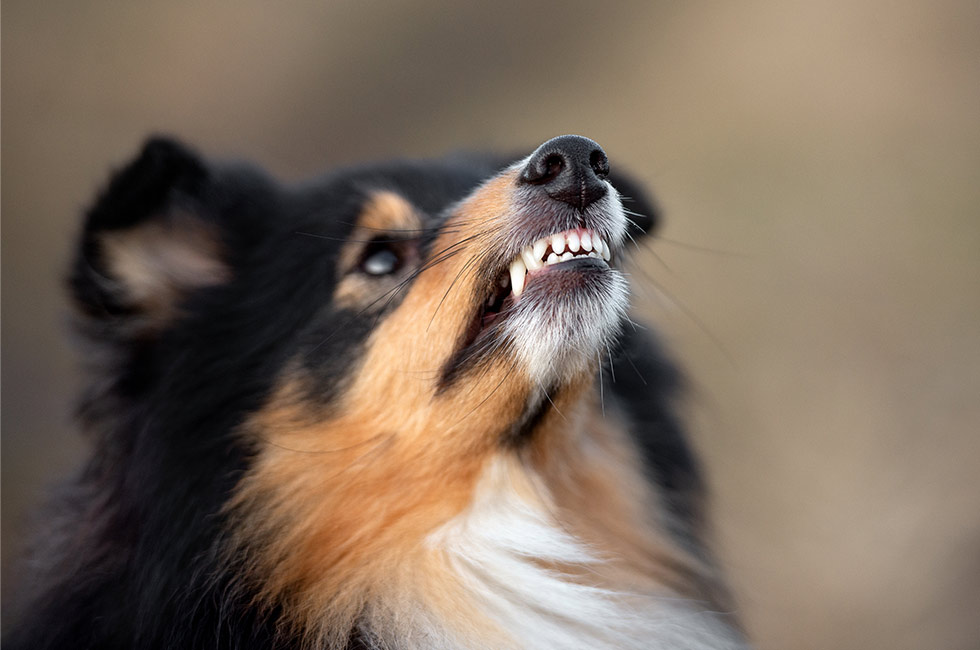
[652,235,749,258]
[633,270,737,366]
[252,431,391,455]
[623,353,648,386]
[310,228,493,352]
[336,221,441,234]
[604,341,616,384]
[597,351,605,418]
[623,315,647,332]
[294,231,418,244]
[321,433,398,482]
[425,238,501,330]
[427,255,481,332]
[620,216,673,275]
[538,380,566,422]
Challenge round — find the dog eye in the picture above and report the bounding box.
[359,242,401,276]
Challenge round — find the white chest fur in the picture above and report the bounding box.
[357,458,746,650]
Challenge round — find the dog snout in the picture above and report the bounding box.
[519,135,609,211]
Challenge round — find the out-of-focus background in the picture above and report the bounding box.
[3,2,979,648]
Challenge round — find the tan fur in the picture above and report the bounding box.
[229,179,526,642]
[525,384,711,599]
[333,191,424,309]
[228,171,711,646]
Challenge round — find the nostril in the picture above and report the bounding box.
[542,154,564,181]
[589,150,609,179]
[523,152,565,185]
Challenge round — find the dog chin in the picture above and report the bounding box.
[501,260,630,387]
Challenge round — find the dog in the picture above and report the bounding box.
[6,135,747,649]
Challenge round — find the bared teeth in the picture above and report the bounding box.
[532,239,549,263]
[551,233,566,256]
[521,248,542,271]
[510,258,527,297]
[506,229,612,299]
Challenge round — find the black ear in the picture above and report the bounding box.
[607,168,661,241]
[70,137,229,336]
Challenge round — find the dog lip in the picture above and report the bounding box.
[453,254,612,372]
[469,225,614,341]
[529,255,609,275]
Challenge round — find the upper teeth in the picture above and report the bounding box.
[508,229,611,298]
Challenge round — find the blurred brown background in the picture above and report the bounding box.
[3,2,979,648]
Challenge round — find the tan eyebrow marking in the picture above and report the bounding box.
[334,191,425,308]
[355,190,424,233]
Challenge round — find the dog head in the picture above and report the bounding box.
[56,136,743,649]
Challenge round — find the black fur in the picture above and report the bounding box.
[6,137,702,650]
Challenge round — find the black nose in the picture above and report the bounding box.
[519,135,610,211]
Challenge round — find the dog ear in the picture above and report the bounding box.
[607,169,661,241]
[69,137,230,337]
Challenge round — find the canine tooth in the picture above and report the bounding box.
[551,233,566,256]
[561,251,574,261]
[510,258,527,297]
[581,231,593,252]
[547,252,559,265]
[521,247,542,271]
[532,239,548,263]
[567,231,580,253]
[602,246,611,261]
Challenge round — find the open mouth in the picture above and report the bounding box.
[507,228,612,297]
[463,228,614,349]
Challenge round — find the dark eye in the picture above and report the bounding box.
[359,243,401,276]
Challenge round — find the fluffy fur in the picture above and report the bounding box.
[5,135,746,649]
